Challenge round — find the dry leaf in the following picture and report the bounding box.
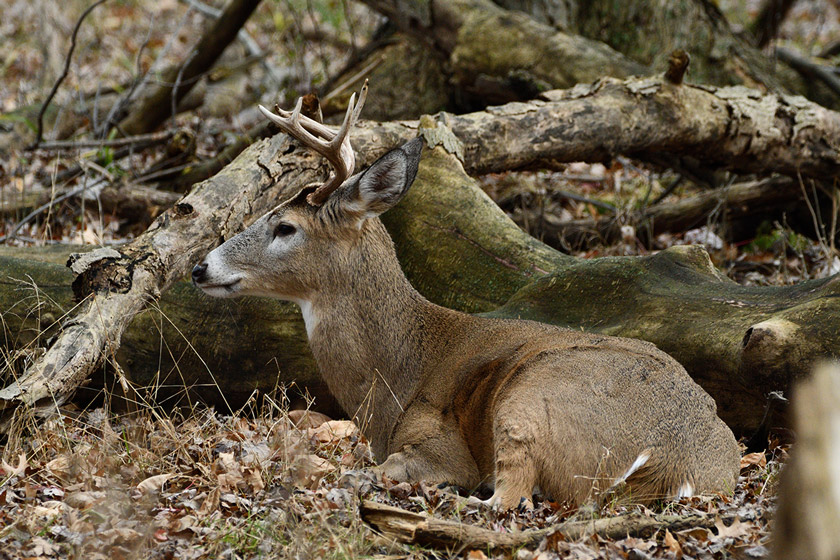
[25,536,60,556]
[288,409,332,429]
[216,452,245,492]
[197,487,220,517]
[169,514,199,533]
[45,455,71,478]
[312,420,359,443]
[243,466,265,493]
[740,452,767,471]
[29,502,67,519]
[136,473,173,496]
[293,454,332,488]
[64,491,106,509]
[154,528,169,542]
[677,527,712,542]
[713,516,752,541]
[664,529,682,557]
[1,453,27,477]
[467,551,488,559]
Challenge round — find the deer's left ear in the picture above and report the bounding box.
[342,137,423,218]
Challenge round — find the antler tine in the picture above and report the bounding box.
[258,83,368,206]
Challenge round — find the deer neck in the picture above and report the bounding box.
[299,220,433,459]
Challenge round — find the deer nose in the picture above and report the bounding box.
[192,263,208,283]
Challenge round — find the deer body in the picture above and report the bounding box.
[193,92,740,508]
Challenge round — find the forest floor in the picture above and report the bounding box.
[2,0,839,558]
[0,400,783,559]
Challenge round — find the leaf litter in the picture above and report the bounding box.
[0,404,783,559]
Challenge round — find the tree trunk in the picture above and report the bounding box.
[116,0,261,136]
[774,362,840,560]
[3,76,840,433]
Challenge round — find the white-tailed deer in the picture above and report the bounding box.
[192,87,740,508]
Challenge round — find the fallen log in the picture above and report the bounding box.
[0,247,336,413]
[362,0,800,105]
[2,76,840,433]
[546,176,810,249]
[360,500,730,550]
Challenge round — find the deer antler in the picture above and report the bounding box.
[258,82,368,206]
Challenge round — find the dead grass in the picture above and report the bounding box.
[0,390,387,559]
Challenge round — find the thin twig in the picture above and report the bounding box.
[28,0,108,150]
[35,130,176,151]
[550,189,616,212]
[777,46,840,98]
[797,173,831,255]
[651,175,684,206]
[171,50,198,130]
[360,500,745,551]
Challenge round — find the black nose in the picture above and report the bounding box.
[192,263,208,283]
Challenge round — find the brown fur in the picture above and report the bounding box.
[195,142,740,508]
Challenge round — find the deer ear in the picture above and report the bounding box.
[346,137,423,217]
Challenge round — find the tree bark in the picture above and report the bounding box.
[439,76,840,179]
[3,76,840,433]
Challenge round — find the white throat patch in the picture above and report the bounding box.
[295,299,319,339]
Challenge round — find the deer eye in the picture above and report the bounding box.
[274,223,296,238]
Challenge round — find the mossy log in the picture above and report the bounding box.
[2,76,840,433]
[0,246,338,414]
[361,0,813,108]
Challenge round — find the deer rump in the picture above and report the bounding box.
[378,319,739,507]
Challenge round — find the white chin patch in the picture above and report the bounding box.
[199,282,242,298]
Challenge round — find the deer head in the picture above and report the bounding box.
[191,86,423,306]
